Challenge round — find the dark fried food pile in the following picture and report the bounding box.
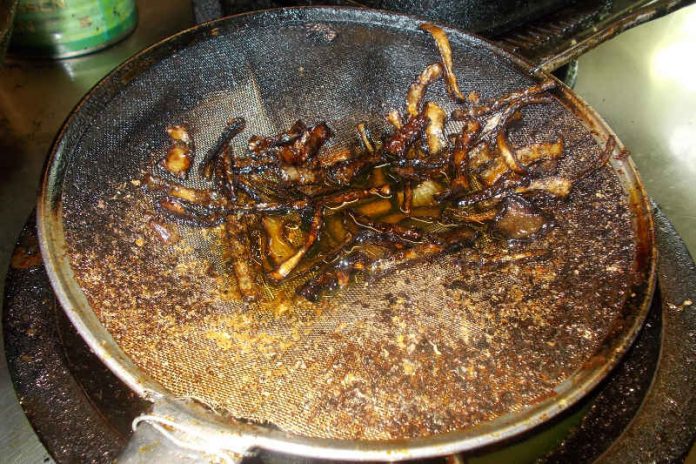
[143,23,613,303]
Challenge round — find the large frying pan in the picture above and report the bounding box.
[37,7,656,462]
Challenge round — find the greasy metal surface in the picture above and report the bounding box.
[209,0,577,34]
[494,0,614,62]
[9,206,696,463]
[494,0,696,72]
[203,0,696,73]
[37,6,654,456]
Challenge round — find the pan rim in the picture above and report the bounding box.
[36,5,656,460]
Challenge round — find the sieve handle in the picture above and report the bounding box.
[529,0,695,72]
[117,420,225,463]
[116,398,253,463]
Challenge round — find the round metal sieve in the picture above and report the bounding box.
[37,7,655,462]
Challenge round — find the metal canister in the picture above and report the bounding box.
[9,0,137,59]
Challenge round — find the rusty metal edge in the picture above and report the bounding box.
[532,0,696,72]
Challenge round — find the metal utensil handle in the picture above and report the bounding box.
[116,398,252,463]
[532,0,695,72]
[118,422,215,463]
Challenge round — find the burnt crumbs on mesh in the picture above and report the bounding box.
[63,23,637,440]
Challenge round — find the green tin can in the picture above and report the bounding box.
[10,0,137,58]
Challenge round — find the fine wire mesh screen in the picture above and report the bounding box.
[58,11,636,440]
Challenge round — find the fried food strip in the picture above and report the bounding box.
[269,207,323,281]
[516,177,573,198]
[517,139,564,165]
[225,215,261,301]
[455,177,529,207]
[168,185,216,205]
[322,184,392,208]
[278,121,332,165]
[327,127,384,185]
[144,22,597,307]
[348,212,423,243]
[450,119,481,192]
[212,147,236,202]
[269,185,392,280]
[150,170,309,215]
[478,138,564,187]
[407,63,443,117]
[420,23,466,102]
[385,113,427,157]
[479,95,554,141]
[424,101,447,156]
[387,109,403,129]
[328,155,380,186]
[297,227,414,302]
[199,118,246,179]
[248,120,305,155]
[298,122,332,163]
[317,146,354,168]
[466,79,557,117]
[455,173,577,208]
[280,165,322,185]
[392,165,445,181]
[157,198,226,227]
[244,199,310,214]
[357,122,376,154]
[310,227,477,301]
[368,226,478,277]
[146,172,228,225]
[159,125,194,178]
[233,175,264,203]
[402,181,414,214]
[446,207,499,224]
[496,129,527,175]
[496,130,606,199]
[160,142,193,178]
[297,251,371,301]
